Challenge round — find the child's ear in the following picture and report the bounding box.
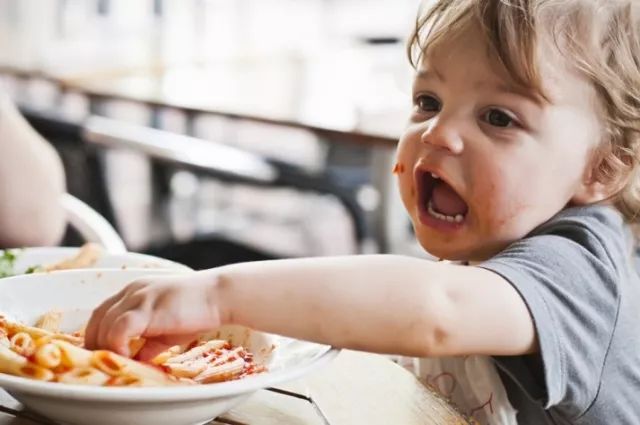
[572,156,629,205]
[572,179,611,205]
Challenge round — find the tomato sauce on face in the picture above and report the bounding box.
[392,163,405,174]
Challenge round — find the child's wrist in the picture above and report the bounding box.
[206,267,235,326]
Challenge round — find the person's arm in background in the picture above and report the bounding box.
[0,96,66,247]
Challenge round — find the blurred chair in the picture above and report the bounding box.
[21,107,367,269]
[61,193,126,254]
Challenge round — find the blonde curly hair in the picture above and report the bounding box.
[408,0,640,227]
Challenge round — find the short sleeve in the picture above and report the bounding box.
[479,207,625,417]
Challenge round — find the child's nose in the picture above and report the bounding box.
[420,116,464,155]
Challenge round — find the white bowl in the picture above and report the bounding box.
[0,247,191,276]
[0,269,337,425]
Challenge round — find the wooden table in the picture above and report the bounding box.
[0,350,471,425]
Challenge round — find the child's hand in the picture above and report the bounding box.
[84,272,223,360]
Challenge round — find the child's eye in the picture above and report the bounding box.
[483,109,517,128]
[414,94,441,113]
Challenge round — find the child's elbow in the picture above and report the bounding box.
[409,286,459,357]
[411,318,454,358]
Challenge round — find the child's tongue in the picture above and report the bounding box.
[431,180,467,216]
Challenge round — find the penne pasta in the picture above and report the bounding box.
[0,345,54,381]
[74,326,86,337]
[150,345,187,365]
[194,356,245,384]
[90,350,125,376]
[106,374,144,387]
[0,328,9,348]
[10,332,36,357]
[162,359,208,378]
[0,315,8,332]
[51,332,83,346]
[194,347,244,383]
[34,335,55,348]
[57,367,110,386]
[106,374,183,387]
[165,340,227,364]
[91,350,176,385]
[128,337,145,358]
[33,343,62,369]
[0,344,27,374]
[165,346,240,379]
[0,315,265,387]
[35,311,63,333]
[18,364,55,381]
[5,320,82,346]
[43,243,103,272]
[52,340,92,368]
[6,321,51,339]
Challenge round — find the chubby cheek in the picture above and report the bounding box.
[471,167,536,238]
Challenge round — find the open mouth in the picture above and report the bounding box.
[417,170,468,226]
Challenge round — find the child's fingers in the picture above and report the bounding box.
[86,280,149,349]
[95,287,150,351]
[105,310,148,356]
[85,289,128,349]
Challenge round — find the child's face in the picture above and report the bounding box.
[396,25,604,261]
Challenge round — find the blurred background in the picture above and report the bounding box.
[0,0,430,269]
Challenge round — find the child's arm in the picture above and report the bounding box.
[85,255,536,359]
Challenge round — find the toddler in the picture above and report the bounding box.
[86,1,640,423]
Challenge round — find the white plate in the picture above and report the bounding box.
[0,247,191,276]
[0,269,337,425]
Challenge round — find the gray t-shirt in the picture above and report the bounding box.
[480,205,640,424]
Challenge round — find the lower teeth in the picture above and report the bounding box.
[427,201,464,223]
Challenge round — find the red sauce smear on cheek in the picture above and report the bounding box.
[392,163,406,174]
